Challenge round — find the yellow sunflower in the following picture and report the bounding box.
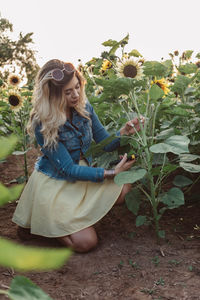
[7,74,21,87]
[7,91,24,111]
[101,59,112,71]
[116,58,143,79]
[152,78,170,95]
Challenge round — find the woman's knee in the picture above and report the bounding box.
[58,226,98,253]
[74,234,98,253]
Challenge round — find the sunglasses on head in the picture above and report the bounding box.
[48,64,75,81]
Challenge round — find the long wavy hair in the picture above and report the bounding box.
[27,59,89,149]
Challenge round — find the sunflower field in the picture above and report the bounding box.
[1,33,200,239]
[80,34,200,238]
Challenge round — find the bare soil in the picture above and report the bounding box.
[0,148,200,300]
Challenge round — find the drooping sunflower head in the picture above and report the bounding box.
[152,78,170,95]
[7,74,21,87]
[101,59,112,71]
[7,91,24,111]
[116,59,143,80]
[196,60,200,68]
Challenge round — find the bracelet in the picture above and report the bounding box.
[104,169,115,179]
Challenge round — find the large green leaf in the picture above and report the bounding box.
[149,84,164,100]
[136,215,147,227]
[180,162,200,173]
[0,238,72,271]
[151,164,177,176]
[173,175,193,187]
[178,63,197,74]
[171,75,191,95]
[143,61,168,76]
[150,135,190,155]
[0,183,24,206]
[95,77,135,99]
[125,188,141,215]
[0,135,18,160]
[179,154,200,162]
[161,188,184,209]
[156,128,175,140]
[8,276,53,300]
[114,168,147,185]
[165,107,190,117]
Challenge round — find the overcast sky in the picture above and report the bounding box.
[1,0,200,68]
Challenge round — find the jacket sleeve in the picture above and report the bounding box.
[35,125,104,182]
[88,103,121,151]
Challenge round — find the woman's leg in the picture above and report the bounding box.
[58,226,98,253]
[115,183,132,205]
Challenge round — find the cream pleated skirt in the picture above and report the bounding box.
[12,161,123,238]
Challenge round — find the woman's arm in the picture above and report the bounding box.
[35,125,104,182]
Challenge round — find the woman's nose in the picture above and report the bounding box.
[72,89,79,98]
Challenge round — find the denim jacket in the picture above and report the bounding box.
[35,102,121,182]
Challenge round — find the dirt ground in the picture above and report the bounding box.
[0,148,200,300]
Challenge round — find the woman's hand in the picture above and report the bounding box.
[120,116,145,136]
[114,153,135,175]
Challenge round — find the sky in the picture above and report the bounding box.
[1,0,200,68]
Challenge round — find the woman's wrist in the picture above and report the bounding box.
[104,169,116,179]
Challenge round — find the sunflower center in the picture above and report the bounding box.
[156,82,162,89]
[9,95,20,106]
[123,65,137,78]
[12,77,19,84]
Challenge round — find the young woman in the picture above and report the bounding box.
[12,59,143,253]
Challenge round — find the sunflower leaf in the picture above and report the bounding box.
[128,49,142,57]
[171,75,191,95]
[178,63,197,74]
[143,61,168,76]
[149,84,164,100]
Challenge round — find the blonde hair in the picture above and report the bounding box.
[27,59,89,149]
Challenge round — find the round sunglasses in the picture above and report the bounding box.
[49,64,75,81]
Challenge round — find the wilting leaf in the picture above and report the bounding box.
[0,237,72,271]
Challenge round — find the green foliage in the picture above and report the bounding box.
[7,276,53,300]
[178,63,198,74]
[171,75,191,95]
[150,135,190,155]
[0,237,72,271]
[0,135,18,159]
[161,188,184,209]
[0,16,39,83]
[83,35,200,239]
[114,168,147,185]
[149,84,164,100]
[143,61,168,76]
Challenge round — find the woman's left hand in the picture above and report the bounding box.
[120,116,145,136]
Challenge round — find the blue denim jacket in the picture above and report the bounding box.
[35,102,121,182]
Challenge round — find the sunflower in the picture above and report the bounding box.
[94,86,104,96]
[152,78,170,95]
[116,58,143,79]
[7,91,24,111]
[7,74,21,87]
[101,59,112,71]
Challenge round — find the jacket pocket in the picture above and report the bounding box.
[59,131,80,151]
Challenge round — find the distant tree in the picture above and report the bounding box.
[0,15,39,85]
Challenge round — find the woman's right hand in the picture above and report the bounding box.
[114,153,135,175]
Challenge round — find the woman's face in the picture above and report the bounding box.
[63,75,81,108]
